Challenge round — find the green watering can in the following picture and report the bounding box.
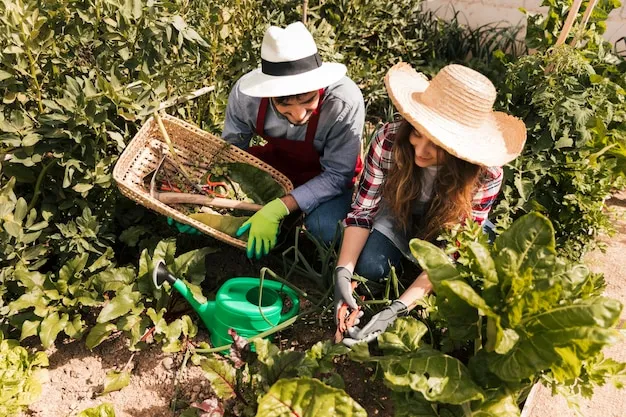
[152,261,300,349]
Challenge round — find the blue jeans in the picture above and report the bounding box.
[354,219,497,282]
[304,189,353,245]
[354,230,403,282]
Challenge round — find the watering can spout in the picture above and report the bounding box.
[152,260,217,330]
[153,261,177,287]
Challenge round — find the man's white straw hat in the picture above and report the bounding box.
[385,62,527,167]
[239,22,347,98]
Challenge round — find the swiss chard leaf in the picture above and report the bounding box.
[223,162,285,205]
[256,377,367,417]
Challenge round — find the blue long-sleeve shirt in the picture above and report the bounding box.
[222,76,365,214]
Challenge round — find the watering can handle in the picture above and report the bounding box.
[261,280,300,323]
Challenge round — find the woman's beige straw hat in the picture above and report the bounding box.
[384,62,526,167]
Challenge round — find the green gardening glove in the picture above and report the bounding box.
[236,198,289,259]
[167,217,201,235]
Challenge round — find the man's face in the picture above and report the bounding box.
[271,90,320,125]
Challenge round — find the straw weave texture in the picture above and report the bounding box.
[112,114,293,249]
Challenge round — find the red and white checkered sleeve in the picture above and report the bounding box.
[344,122,397,229]
[471,166,503,224]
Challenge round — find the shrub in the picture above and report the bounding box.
[492,0,626,258]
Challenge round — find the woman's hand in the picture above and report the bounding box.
[334,266,359,323]
[342,300,408,346]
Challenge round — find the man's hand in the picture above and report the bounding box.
[167,217,201,235]
[334,266,358,324]
[342,300,408,347]
[236,198,289,259]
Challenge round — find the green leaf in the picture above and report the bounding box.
[377,317,428,353]
[153,238,176,265]
[391,391,439,417]
[381,346,484,404]
[59,253,89,283]
[410,239,479,341]
[86,323,117,349]
[4,220,21,237]
[20,320,41,341]
[409,239,460,287]
[172,246,218,283]
[97,287,141,323]
[471,389,520,417]
[488,297,622,382]
[223,162,285,204]
[189,212,249,237]
[192,355,236,400]
[258,350,306,386]
[467,242,498,287]
[493,212,555,285]
[76,403,116,417]
[14,197,28,222]
[101,370,131,395]
[39,312,69,348]
[256,377,367,417]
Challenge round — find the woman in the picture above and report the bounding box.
[334,62,526,345]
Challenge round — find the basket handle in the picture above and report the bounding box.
[156,85,215,112]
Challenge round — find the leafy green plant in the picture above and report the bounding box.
[493,43,626,258]
[349,213,624,415]
[0,333,48,417]
[491,0,626,259]
[186,334,365,417]
[524,0,622,50]
[77,403,116,417]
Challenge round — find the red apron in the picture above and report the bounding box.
[248,89,363,188]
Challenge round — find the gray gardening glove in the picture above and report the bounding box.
[334,266,358,324]
[342,300,409,347]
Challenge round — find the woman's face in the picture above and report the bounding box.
[408,128,443,168]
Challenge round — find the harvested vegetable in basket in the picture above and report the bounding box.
[148,160,284,238]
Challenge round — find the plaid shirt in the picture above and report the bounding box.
[345,121,503,229]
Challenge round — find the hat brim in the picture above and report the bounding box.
[385,63,526,167]
[239,63,347,97]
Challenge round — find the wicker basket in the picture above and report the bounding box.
[113,114,293,249]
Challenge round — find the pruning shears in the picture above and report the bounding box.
[201,174,229,198]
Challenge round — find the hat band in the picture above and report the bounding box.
[261,53,322,76]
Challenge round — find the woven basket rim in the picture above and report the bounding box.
[113,114,293,249]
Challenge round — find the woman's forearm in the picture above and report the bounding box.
[399,271,433,310]
[337,226,370,272]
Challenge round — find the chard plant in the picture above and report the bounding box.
[185,334,366,417]
[349,213,624,416]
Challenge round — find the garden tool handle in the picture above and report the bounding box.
[156,192,262,212]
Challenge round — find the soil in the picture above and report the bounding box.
[20,193,626,417]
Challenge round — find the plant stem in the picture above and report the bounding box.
[27,158,56,212]
[260,267,309,300]
[193,315,300,354]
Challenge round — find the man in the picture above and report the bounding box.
[221,22,365,260]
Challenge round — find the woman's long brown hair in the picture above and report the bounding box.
[382,120,483,241]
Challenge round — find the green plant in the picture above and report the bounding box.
[349,213,624,416]
[493,43,626,258]
[524,0,622,50]
[186,335,365,417]
[77,403,116,417]
[0,333,48,417]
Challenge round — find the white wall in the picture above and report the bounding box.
[422,0,626,47]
